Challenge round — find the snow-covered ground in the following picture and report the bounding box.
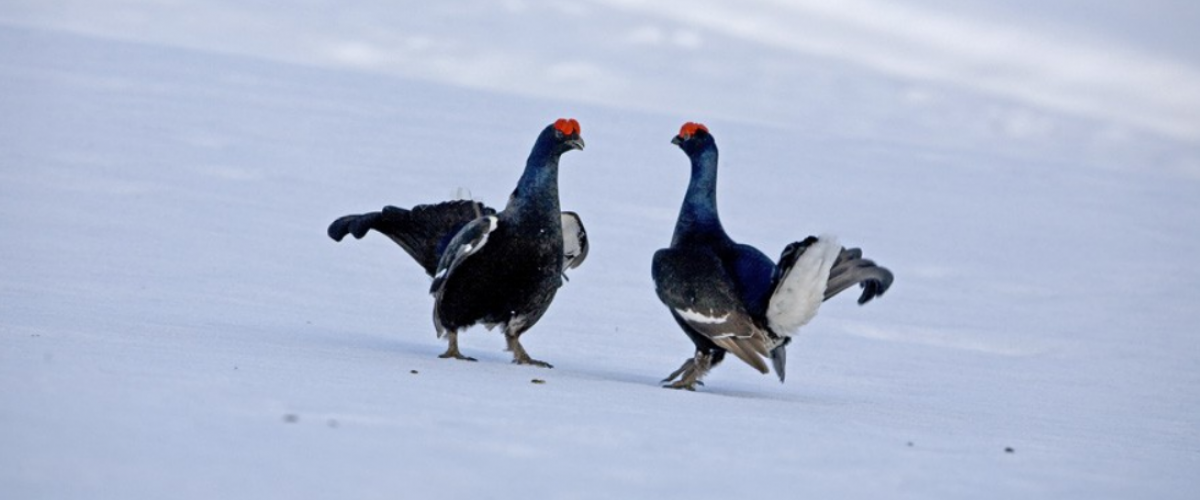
[2,2,1198,498]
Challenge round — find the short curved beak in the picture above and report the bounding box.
[670,135,684,146]
[565,137,585,151]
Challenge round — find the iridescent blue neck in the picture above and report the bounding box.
[672,144,724,244]
[505,130,561,224]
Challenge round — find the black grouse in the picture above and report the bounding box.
[328,119,588,367]
[652,122,893,390]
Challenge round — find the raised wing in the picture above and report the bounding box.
[653,247,770,373]
[429,215,500,296]
[560,211,589,280]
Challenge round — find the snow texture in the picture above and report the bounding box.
[1,2,1199,499]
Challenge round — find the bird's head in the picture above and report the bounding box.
[547,118,585,153]
[671,121,714,155]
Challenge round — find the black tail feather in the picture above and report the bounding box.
[772,237,893,306]
[825,247,893,304]
[327,212,383,241]
[769,343,788,382]
[327,200,495,276]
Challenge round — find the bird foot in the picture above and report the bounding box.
[438,331,475,361]
[437,350,477,362]
[661,358,695,384]
[660,353,711,390]
[506,335,552,368]
[512,356,554,369]
[663,380,700,391]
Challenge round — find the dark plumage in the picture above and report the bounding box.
[329,119,587,367]
[652,122,893,390]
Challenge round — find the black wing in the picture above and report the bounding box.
[429,215,500,296]
[653,247,770,374]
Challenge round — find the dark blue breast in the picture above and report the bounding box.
[725,243,777,319]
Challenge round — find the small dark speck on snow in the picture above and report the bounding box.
[410,370,419,374]
[283,414,299,423]
[531,379,546,384]
[1005,447,1015,454]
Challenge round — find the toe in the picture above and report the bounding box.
[514,358,553,368]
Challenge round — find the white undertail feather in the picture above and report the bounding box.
[766,234,841,337]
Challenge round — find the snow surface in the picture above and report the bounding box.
[2,2,1199,499]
